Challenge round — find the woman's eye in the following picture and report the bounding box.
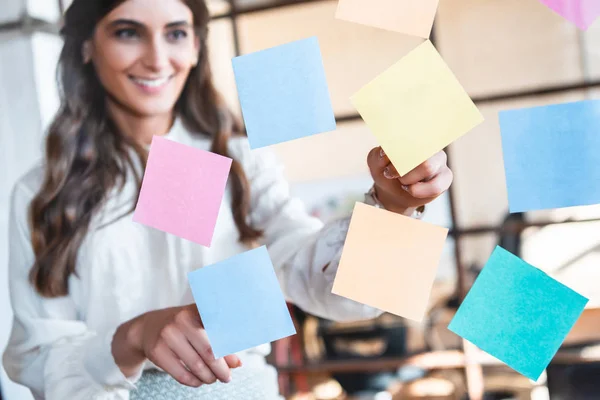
[115,28,139,39]
[167,29,188,41]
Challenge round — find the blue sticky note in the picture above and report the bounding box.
[232,37,336,149]
[499,99,600,212]
[187,246,296,358]
[448,246,588,380]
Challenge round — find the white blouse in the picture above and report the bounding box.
[2,120,383,400]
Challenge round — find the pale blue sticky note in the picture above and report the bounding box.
[448,246,588,380]
[499,99,600,212]
[232,36,336,149]
[187,246,296,358]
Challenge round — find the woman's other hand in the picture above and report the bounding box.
[112,304,241,387]
[367,146,453,216]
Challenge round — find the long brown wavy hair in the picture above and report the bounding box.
[29,0,262,298]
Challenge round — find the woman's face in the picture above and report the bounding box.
[87,0,199,117]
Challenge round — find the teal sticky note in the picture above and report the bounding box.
[499,99,600,212]
[187,246,296,358]
[232,36,336,149]
[448,246,588,380]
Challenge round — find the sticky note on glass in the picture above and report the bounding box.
[539,0,600,30]
[336,0,439,38]
[351,40,483,176]
[332,202,448,322]
[187,246,296,358]
[449,246,588,380]
[499,99,600,213]
[232,37,336,149]
[133,136,232,247]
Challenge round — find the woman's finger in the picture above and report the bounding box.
[186,326,232,383]
[167,331,217,384]
[367,146,389,176]
[405,167,453,199]
[224,354,242,369]
[149,345,203,387]
[179,304,233,381]
[399,151,447,186]
[383,163,400,180]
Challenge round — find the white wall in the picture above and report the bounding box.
[0,0,25,25]
[2,0,63,391]
[0,30,61,400]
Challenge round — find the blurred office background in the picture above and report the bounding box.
[2,0,600,399]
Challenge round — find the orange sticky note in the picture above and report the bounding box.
[335,0,440,38]
[332,202,448,322]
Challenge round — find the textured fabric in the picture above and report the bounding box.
[130,366,282,400]
[3,119,383,400]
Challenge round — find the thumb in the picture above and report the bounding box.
[224,354,242,369]
[367,146,388,177]
[183,303,204,327]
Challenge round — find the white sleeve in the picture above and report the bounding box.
[231,139,383,322]
[2,182,142,400]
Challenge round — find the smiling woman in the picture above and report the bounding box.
[2,0,452,399]
[25,0,261,302]
[88,2,200,124]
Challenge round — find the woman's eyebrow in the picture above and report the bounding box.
[108,18,144,28]
[165,21,191,29]
[106,19,191,30]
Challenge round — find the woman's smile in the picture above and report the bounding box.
[129,74,174,94]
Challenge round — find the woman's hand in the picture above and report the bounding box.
[112,304,241,388]
[367,146,453,216]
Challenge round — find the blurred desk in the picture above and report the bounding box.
[276,339,600,376]
[563,307,600,346]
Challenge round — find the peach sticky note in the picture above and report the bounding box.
[133,136,232,247]
[336,0,440,38]
[351,40,484,176]
[332,202,449,322]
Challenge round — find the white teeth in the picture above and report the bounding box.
[131,76,170,88]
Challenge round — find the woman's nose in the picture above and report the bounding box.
[142,39,170,72]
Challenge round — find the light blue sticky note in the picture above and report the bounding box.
[499,99,600,212]
[232,36,336,149]
[448,246,588,380]
[187,246,296,358]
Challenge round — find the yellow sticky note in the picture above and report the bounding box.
[351,40,484,176]
[336,0,439,38]
[332,202,448,322]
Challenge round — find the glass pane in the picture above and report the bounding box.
[31,32,62,131]
[60,1,228,20]
[583,20,600,80]
[208,0,230,17]
[271,119,379,183]
[526,205,600,226]
[521,221,600,307]
[27,0,61,22]
[207,19,240,115]
[289,175,373,223]
[237,0,422,115]
[435,0,584,97]
[1,0,24,23]
[435,236,457,282]
[449,90,587,229]
[458,233,499,282]
[235,0,283,12]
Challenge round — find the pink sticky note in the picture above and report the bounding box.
[539,0,600,30]
[133,136,232,246]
